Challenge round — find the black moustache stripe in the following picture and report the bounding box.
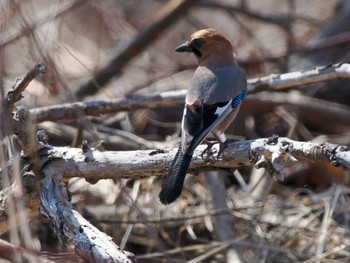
[191,46,202,57]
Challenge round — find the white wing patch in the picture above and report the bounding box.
[181,106,187,132]
[186,99,234,154]
[214,100,232,116]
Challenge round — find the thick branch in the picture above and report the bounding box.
[40,170,136,263]
[0,143,137,262]
[37,136,349,182]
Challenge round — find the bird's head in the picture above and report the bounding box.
[175,29,236,67]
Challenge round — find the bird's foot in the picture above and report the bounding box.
[201,140,218,160]
[217,139,239,159]
[217,140,229,159]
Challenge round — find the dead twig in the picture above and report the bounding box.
[1,63,46,156]
[248,63,350,93]
[5,64,47,112]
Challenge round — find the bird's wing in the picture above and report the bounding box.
[184,87,247,155]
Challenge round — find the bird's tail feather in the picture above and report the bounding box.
[159,147,192,204]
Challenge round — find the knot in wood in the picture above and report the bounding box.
[266,134,279,145]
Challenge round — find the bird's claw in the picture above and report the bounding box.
[217,139,239,159]
[201,140,231,160]
[217,141,228,159]
[201,140,217,160]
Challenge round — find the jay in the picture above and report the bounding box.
[159,29,247,204]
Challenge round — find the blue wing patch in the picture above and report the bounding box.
[231,87,247,108]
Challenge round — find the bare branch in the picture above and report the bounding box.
[0,64,46,156]
[248,63,350,93]
[1,63,46,119]
[8,64,46,108]
[23,136,348,183]
[40,169,136,263]
[31,90,186,123]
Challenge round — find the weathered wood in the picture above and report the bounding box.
[34,136,350,182]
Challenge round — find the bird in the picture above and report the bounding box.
[159,29,247,205]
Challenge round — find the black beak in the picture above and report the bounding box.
[175,42,192,52]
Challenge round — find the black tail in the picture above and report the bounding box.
[159,147,192,204]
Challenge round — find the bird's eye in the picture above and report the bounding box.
[191,38,203,49]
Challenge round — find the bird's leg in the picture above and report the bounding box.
[200,132,227,160]
[213,131,227,159]
[201,139,218,159]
